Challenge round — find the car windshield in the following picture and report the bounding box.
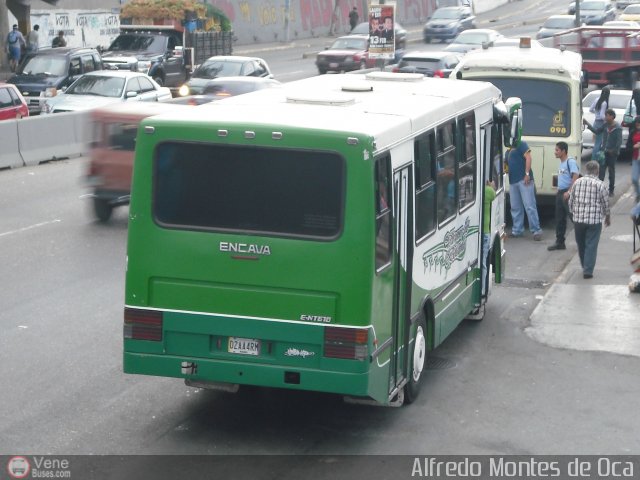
[18,55,67,76]
[193,60,242,79]
[432,9,462,19]
[399,58,441,69]
[330,38,367,50]
[472,77,571,137]
[66,75,125,97]
[455,32,491,44]
[108,34,166,54]
[582,91,631,109]
[544,18,575,28]
[626,5,640,13]
[581,1,606,10]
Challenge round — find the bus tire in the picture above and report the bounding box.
[93,198,113,222]
[404,317,427,404]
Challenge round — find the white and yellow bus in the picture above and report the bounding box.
[451,41,583,205]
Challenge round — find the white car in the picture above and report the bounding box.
[582,89,632,151]
[42,70,172,114]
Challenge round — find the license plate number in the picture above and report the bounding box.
[228,337,260,355]
[329,63,339,68]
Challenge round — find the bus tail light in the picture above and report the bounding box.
[124,307,163,341]
[324,326,368,361]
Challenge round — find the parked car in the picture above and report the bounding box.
[7,47,103,114]
[0,82,29,120]
[582,89,632,154]
[423,6,476,43]
[316,35,374,74]
[444,29,503,53]
[350,20,408,50]
[41,70,172,114]
[393,51,461,77]
[536,15,578,39]
[603,19,640,26]
[579,0,617,24]
[178,56,273,96]
[620,3,640,20]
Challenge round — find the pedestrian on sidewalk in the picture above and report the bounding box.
[26,24,39,53]
[5,25,26,73]
[506,140,543,240]
[349,7,359,32]
[631,116,640,203]
[568,160,611,279]
[584,108,622,197]
[589,87,610,161]
[548,141,580,251]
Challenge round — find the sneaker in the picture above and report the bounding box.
[508,232,523,238]
[533,232,543,241]
[547,243,566,251]
[583,273,593,279]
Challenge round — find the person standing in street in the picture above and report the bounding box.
[568,160,611,279]
[26,24,39,54]
[584,108,622,197]
[482,180,496,296]
[52,30,67,48]
[507,140,543,241]
[548,141,580,251]
[5,24,26,73]
[589,87,610,161]
[349,7,359,32]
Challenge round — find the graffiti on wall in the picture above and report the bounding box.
[31,10,120,50]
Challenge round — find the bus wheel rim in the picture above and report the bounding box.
[413,325,426,382]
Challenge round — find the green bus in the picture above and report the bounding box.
[123,72,521,406]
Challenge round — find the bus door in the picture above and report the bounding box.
[389,165,414,399]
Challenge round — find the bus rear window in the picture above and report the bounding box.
[153,142,344,238]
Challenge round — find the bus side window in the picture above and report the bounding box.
[436,121,457,224]
[375,155,392,272]
[414,132,436,241]
[457,113,476,210]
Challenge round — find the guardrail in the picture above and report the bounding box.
[0,110,92,170]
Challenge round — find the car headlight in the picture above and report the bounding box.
[178,84,190,97]
[137,61,151,72]
[42,101,52,114]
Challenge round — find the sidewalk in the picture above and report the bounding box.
[528,181,640,358]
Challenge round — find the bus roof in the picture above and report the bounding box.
[140,72,501,152]
[452,46,583,81]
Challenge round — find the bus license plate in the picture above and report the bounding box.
[228,337,260,355]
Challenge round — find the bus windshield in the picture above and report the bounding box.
[154,142,345,238]
[471,77,571,137]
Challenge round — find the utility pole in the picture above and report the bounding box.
[575,0,581,28]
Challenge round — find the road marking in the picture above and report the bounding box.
[0,219,61,238]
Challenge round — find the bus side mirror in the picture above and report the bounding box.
[503,97,523,148]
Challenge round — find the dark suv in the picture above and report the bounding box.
[8,47,103,114]
[101,28,187,88]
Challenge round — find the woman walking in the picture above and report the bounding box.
[589,86,610,161]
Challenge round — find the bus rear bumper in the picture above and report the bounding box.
[124,352,371,397]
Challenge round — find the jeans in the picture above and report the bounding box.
[592,118,605,158]
[574,222,602,276]
[509,180,542,235]
[632,159,640,200]
[554,189,570,244]
[482,233,490,295]
[598,151,616,194]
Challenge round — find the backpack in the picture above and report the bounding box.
[8,31,18,44]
